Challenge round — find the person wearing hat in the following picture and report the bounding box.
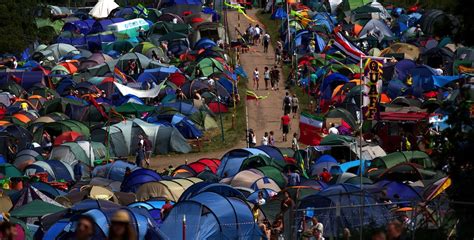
[108,210,136,240]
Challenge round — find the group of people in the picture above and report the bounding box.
[135,134,152,168]
[253,65,281,91]
[254,191,296,240]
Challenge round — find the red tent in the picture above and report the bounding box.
[207,102,228,114]
[188,158,221,174]
[54,131,84,146]
[169,72,186,87]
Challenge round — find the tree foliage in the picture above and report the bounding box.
[0,0,39,54]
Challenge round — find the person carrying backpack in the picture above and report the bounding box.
[282,92,292,115]
[263,33,270,53]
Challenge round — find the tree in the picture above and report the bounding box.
[433,83,474,238]
[0,0,39,54]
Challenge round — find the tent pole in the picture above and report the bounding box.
[359,56,364,240]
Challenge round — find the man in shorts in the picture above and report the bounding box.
[280,113,291,142]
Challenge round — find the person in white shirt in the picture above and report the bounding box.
[254,24,262,44]
[253,67,260,90]
[261,132,269,145]
[257,191,266,205]
[328,123,339,135]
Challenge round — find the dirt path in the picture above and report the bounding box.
[149,9,298,170]
[228,9,300,148]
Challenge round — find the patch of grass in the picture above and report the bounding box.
[200,76,247,152]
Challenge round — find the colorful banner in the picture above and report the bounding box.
[363,58,383,120]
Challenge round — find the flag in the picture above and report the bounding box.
[294,150,309,178]
[113,67,127,83]
[332,32,365,63]
[246,90,268,100]
[299,112,324,146]
[224,2,258,22]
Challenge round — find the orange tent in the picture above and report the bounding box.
[59,61,79,74]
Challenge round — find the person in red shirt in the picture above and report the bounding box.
[161,199,173,220]
[280,113,291,142]
[319,168,332,183]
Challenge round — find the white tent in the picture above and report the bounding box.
[89,0,119,19]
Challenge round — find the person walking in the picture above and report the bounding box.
[253,67,260,90]
[269,131,275,146]
[275,45,282,64]
[272,66,280,90]
[248,129,257,147]
[291,93,299,118]
[135,142,145,167]
[263,32,270,53]
[108,210,137,240]
[254,24,262,45]
[264,67,270,90]
[280,113,291,142]
[261,132,269,145]
[292,133,299,150]
[283,92,292,115]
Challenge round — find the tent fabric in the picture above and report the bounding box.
[49,141,107,167]
[10,200,65,218]
[24,160,75,182]
[136,177,202,201]
[161,192,262,240]
[90,0,120,19]
[299,184,392,237]
[121,168,162,193]
[178,182,246,202]
[217,148,270,178]
[92,160,139,182]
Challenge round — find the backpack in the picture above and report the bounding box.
[284,96,291,106]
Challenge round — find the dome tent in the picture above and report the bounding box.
[121,168,162,193]
[160,192,263,239]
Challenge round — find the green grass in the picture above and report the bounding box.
[200,74,247,152]
[256,11,313,112]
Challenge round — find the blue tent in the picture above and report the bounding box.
[246,188,277,204]
[121,168,162,192]
[160,102,199,115]
[410,65,437,97]
[148,113,203,139]
[312,12,335,32]
[137,67,179,83]
[179,182,246,202]
[46,207,166,240]
[161,192,262,239]
[271,7,287,20]
[217,148,270,178]
[92,160,139,182]
[365,180,422,202]
[310,155,338,176]
[433,75,464,87]
[218,77,237,95]
[24,160,74,182]
[394,59,416,82]
[62,19,96,35]
[194,38,217,50]
[299,184,392,238]
[89,18,125,34]
[255,145,285,164]
[386,79,411,99]
[129,200,173,224]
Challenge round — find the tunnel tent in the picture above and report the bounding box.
[370,151,433,170]
[135,177,202,201]
[49,141,107,167]
[217,148,270,178]
[160,192,263,240]
[254,166,288,189]
[299,184,392,238]
[92,160,139,182]
[120,168,162,193]
[24,160,75,182]
[13,149,44,171]
[239,154,284,172]
[32,119,90,143]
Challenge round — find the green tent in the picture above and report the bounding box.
[50,141,108,166]
[158,32,188,42]
[149,21,192,35]
[130,42,169,61]
[371,151,433,170]
[320,134,355,146]
[40,97,84,115]
[0,163,22,178]
[33,120,90,143]
[256,166,288,188]
[102,40,136,53]
[189,111,218,130]
[35,18,64,35]
[196,58,224,77]
[10,200,65,218]
[114,102,157,115]
[325,108,357,129]
[240,155,285,171]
